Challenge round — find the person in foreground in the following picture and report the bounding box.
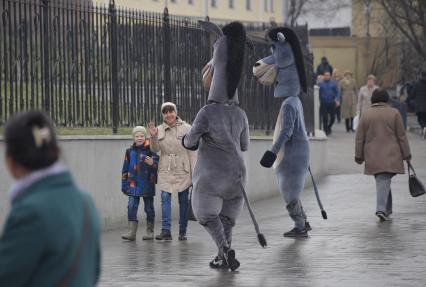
[0,111,101,286]
[355,89,412,222]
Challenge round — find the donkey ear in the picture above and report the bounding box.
[277,32,286,42]
[198,20,224,37]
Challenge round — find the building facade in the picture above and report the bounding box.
[94,0,284,23]
[351,0,386,37]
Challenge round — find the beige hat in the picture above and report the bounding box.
[161,102,177,114]
[132,126,147,137]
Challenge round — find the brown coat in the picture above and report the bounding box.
[355,103,411,175]
[150,118,197,193]
[339,78,357,119]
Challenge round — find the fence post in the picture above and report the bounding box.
[163,7,171,102]
[109,0,119,134]
[41,0,50,115]
[314,85,320,133]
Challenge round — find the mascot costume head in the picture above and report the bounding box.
[199,21,246,104]
[253,27,307,98]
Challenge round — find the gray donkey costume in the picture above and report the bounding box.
[256,27,311,238]
[182,21,249,271]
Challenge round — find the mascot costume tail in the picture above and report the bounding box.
[182,21,265,271]
[255,27,326,238]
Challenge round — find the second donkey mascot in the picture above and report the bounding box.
[255,27,312,238]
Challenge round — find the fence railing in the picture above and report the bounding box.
[0,0,314,134]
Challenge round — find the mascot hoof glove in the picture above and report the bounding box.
[260,150,277,168]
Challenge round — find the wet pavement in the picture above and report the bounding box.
[99,123,426,287]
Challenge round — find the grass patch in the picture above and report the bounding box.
[250,129,272,137]
[0,126,270,136]
[56,127,133,136]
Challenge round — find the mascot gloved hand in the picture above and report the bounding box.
[260,150,277,168]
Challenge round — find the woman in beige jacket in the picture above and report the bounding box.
[355,89,411,222]
[148,102,197,241]
[357,74,378,116]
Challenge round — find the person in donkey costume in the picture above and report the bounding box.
[121,126,159,241]
[182,21,249,271]
[255,27,311,238]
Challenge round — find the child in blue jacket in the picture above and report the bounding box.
[121,126,159,241]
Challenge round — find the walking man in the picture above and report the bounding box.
[319,71,340,135]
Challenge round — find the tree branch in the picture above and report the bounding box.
[379,0,426,60]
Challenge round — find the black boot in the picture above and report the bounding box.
[155,229,172,241]
[178,231,187,241]
[283,227,308,238]
[305,221,312,231]
[345,119,351,132]
[222,246,240,271]
[209,256,229,269]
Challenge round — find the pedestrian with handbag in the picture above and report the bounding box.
[0,111,101,286]
[355,89,412,222]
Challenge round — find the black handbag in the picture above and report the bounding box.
[187,186,197,221]
[408,162,425,197]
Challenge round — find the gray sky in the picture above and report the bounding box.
[296,3,352,28]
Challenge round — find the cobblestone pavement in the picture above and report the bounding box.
[99,123,426,287]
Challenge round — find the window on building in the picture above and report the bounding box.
[188,0,193,4]
[264,0,268,12]
[246,0,251,10]
[229,0,234,9]
[171,0,177,3]
[270,0,274,13]
[212,0,217,8]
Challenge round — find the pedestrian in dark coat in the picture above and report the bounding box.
[389,94,407,129]
[319,71,340,135]
[355,89,411,222]
[121,126,159,241]
[0,111,101,287]
[412,71,426,136]
[316,56,333,76]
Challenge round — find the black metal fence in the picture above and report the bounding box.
[0,0,314,134]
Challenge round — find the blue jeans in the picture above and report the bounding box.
[161,188,189,233]
[128,196,155,222]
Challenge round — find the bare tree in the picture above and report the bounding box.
[367,37,400,86]
[378,0,426,64]
[285,0,351,27]
[286,0,308,26]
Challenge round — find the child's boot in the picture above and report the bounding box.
[142,220,154,240]
[122,221,138,241]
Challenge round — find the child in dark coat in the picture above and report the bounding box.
[121,126,159,241]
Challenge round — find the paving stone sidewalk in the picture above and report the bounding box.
[99,124,426,287]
